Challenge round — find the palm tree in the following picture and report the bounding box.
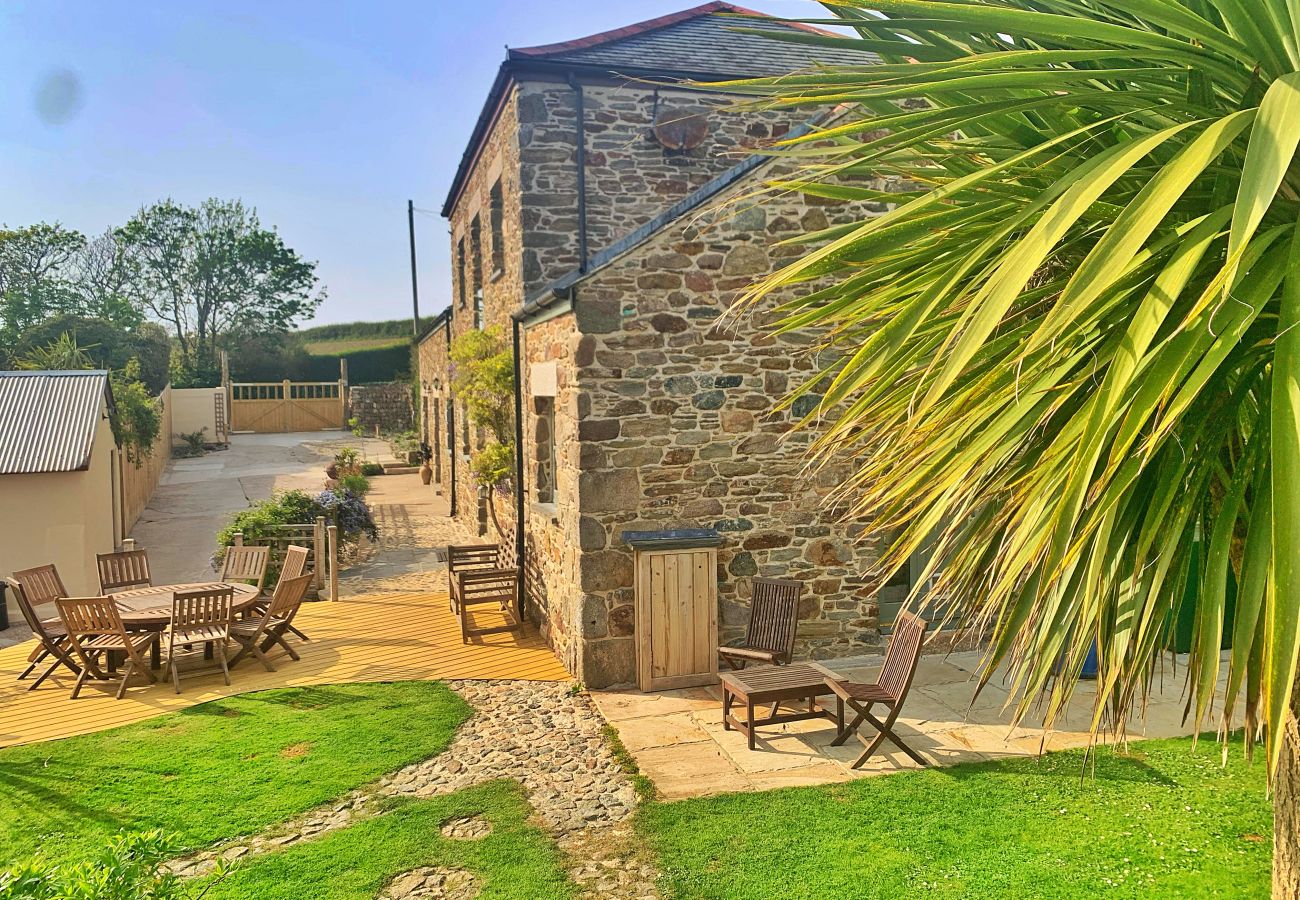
[719,1,1300,891]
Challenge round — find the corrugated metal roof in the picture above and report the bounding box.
[0,371,112,475]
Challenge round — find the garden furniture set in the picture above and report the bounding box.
[6,544,314,700]
[717,578,932,770]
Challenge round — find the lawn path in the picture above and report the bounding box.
[172,680,661,899]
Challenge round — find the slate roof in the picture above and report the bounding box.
[442,2,876,217]
[509,3,876,77]
[0,370,113,475]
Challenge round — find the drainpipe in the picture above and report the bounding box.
[512,317,527,620]
[568,73,588,274]
[446,318,456,518]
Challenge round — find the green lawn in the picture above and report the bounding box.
[0,682,470,868]
[639,735,1272,899]
[203,782,575,899]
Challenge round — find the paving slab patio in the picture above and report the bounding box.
[592,649,1238,800]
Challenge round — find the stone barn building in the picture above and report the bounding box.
[417,3,925,687]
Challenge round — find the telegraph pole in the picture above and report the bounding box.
[407,199,420,336]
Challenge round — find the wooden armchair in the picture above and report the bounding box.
[8,565,80,690]
[56,596,159,700]
[456,567,522,643]
[96,549,152,593]
[447,544,502,614]
[718,577,805,670]
[824,611,930,769]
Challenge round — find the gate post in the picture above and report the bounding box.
[339,358,349,428]
[282,379,292,432]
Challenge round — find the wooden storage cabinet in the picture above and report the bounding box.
[627,530,721,692]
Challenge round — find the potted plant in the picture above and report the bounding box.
[418,442,434,485]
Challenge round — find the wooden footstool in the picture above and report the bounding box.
[720,663,844,750]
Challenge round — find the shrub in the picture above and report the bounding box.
[360,462,384,477]
[214,489,379,576]
[316,488,379,542]
[0,830,231,900]
[332,447,361,478]
[338,473,370,495]
[175,429,207,458]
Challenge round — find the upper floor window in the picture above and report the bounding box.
[534,396,556,506]
[456,237,467,309]
[489,179,505,278]
[470,214,484,329]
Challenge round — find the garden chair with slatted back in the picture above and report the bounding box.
[244,545,310,638]
[166,585,235,693]
[8,566,80,690]
[719,577,805,670]
[456,566,521,643]
[229,573,314,671]
[56,596,159,700]
[96,549,152,594]
[447,544,501,614]
[219,545,270,592]
[823,611,930,769]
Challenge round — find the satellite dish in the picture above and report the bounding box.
[653,106,710,151]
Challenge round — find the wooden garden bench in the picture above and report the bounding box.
[456,567,522,643]
[447,544,503,614]
[824,611,930,769]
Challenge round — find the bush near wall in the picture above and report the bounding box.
[302,343,411,384]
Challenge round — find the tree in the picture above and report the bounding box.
[0,223,87,347]
[117,198,322,373]
[16,316,171,393]
[451,328,515,538]
[726,2,1300,891]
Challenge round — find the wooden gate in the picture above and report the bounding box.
[229,380,344,433]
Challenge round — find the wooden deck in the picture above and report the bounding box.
[0,590,570,748]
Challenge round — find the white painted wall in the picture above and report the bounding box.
[171,387,220,443]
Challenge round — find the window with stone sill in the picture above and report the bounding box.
[534,396,556,506]
[456,238,467,308]
[489,178,505,279]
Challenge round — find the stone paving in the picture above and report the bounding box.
[171,680,658,899]
[593,648,1240,800]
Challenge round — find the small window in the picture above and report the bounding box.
[489,179,505,278]
[461,403,471,455]
[470,214,484,329]
[456,238,467,308]
[534,397,556,505]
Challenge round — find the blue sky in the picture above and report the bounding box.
[0,1,826,327]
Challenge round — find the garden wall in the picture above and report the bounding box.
[348,382,413,433]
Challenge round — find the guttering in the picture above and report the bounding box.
[446,318,456,518]
[511,318,527,620]
[569,73,588,274]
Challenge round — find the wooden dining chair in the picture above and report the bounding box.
[56,596,159,700]
[229,573,314,671]
[96,549,153,593]
[166,585,235,693]
[8,566,80,690]
[243,545,310,639]
[219,545,270,591]
[719,577,805,670]
[447,544,502,614]
[824,611,930,769]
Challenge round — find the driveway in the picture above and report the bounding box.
[130,432,395,583]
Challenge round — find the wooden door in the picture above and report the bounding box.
[634,547,718,691]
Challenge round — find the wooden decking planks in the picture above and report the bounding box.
[0,590,570,748]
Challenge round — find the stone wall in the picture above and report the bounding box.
[415,325,454,496]
[516,79,808,295]
[348,382,413,433]
[539,179,896,688]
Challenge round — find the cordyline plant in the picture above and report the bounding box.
[715,1,1300,889]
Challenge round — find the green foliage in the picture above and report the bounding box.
[729,0,1300,775]
[332,447,361,477]
[176,429,207,458]
[17,316,171,393]
[640,735,1270,899]
[110,359,162,466]
[116,198,322,373]
[471,441,514,491]
[295,317,434,344]
[18,331,94,370]
[450,328,514,445]
[0,683,470,870]
[359,462,384,477]
[387,428,419,461]
[215,489,378,580]
[0,830,230,900]
[338,473,370,496]
[299,341,410,384]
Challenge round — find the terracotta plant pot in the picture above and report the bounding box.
[419,461,433,485]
